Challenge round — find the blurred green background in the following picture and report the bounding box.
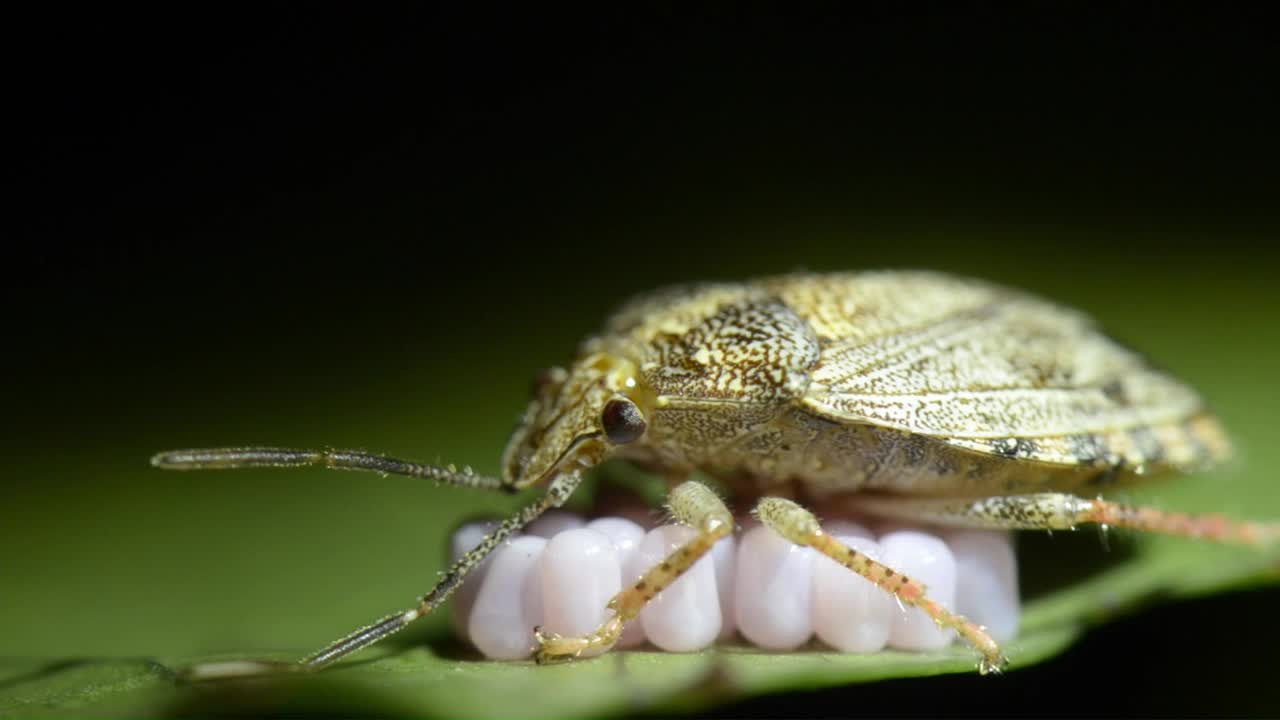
[8,5,1280,716]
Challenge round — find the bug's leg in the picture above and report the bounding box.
[151,447,511,491]
[851,493,1280,546]
[533,480,733,662]
[755,496,1008,675]
[181,471,584,681]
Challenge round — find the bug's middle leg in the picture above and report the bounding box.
[533,479,733,662]
[754,496,1008,674]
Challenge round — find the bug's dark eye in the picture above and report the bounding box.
[602,398,646,445]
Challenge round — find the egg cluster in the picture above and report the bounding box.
[452,510,1018,660]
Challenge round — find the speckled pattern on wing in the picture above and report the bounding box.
[774,272,1223,473]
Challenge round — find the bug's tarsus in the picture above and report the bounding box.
[978,654,1010,676]
[530,626,580,665]
[532,480,734,663]
[1082,498,1280,546]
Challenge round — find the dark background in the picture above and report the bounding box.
[7,4,1280,717]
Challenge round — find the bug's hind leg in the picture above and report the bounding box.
[849,493,1280,546]
[754,497,1007,674]
[534,480,733,662]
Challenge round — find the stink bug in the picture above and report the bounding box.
[154,270,1273,678]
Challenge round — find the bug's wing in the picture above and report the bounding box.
[779,272,1231,472]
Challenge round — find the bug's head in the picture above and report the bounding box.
[501,352,653,490]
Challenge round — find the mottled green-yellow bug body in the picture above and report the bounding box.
[154,270,1265,680]
[554,271,1231,499]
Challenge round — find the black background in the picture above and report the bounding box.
[13,5,1278,354]
[10,4,1280,717]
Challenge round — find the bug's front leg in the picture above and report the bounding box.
[848,493,1280,545]
[754,497,1008,674]
[533,480,733,662]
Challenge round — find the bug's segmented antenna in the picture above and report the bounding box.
[151,446,511,492]
[302,612,411,668]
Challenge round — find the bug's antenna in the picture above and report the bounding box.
[151,447,511,492]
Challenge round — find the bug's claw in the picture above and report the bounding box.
[533,626,553,664]
[532,626,577,664]
[978,654,1010,676]
[533,619,624,663]
[534,649,572,665]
